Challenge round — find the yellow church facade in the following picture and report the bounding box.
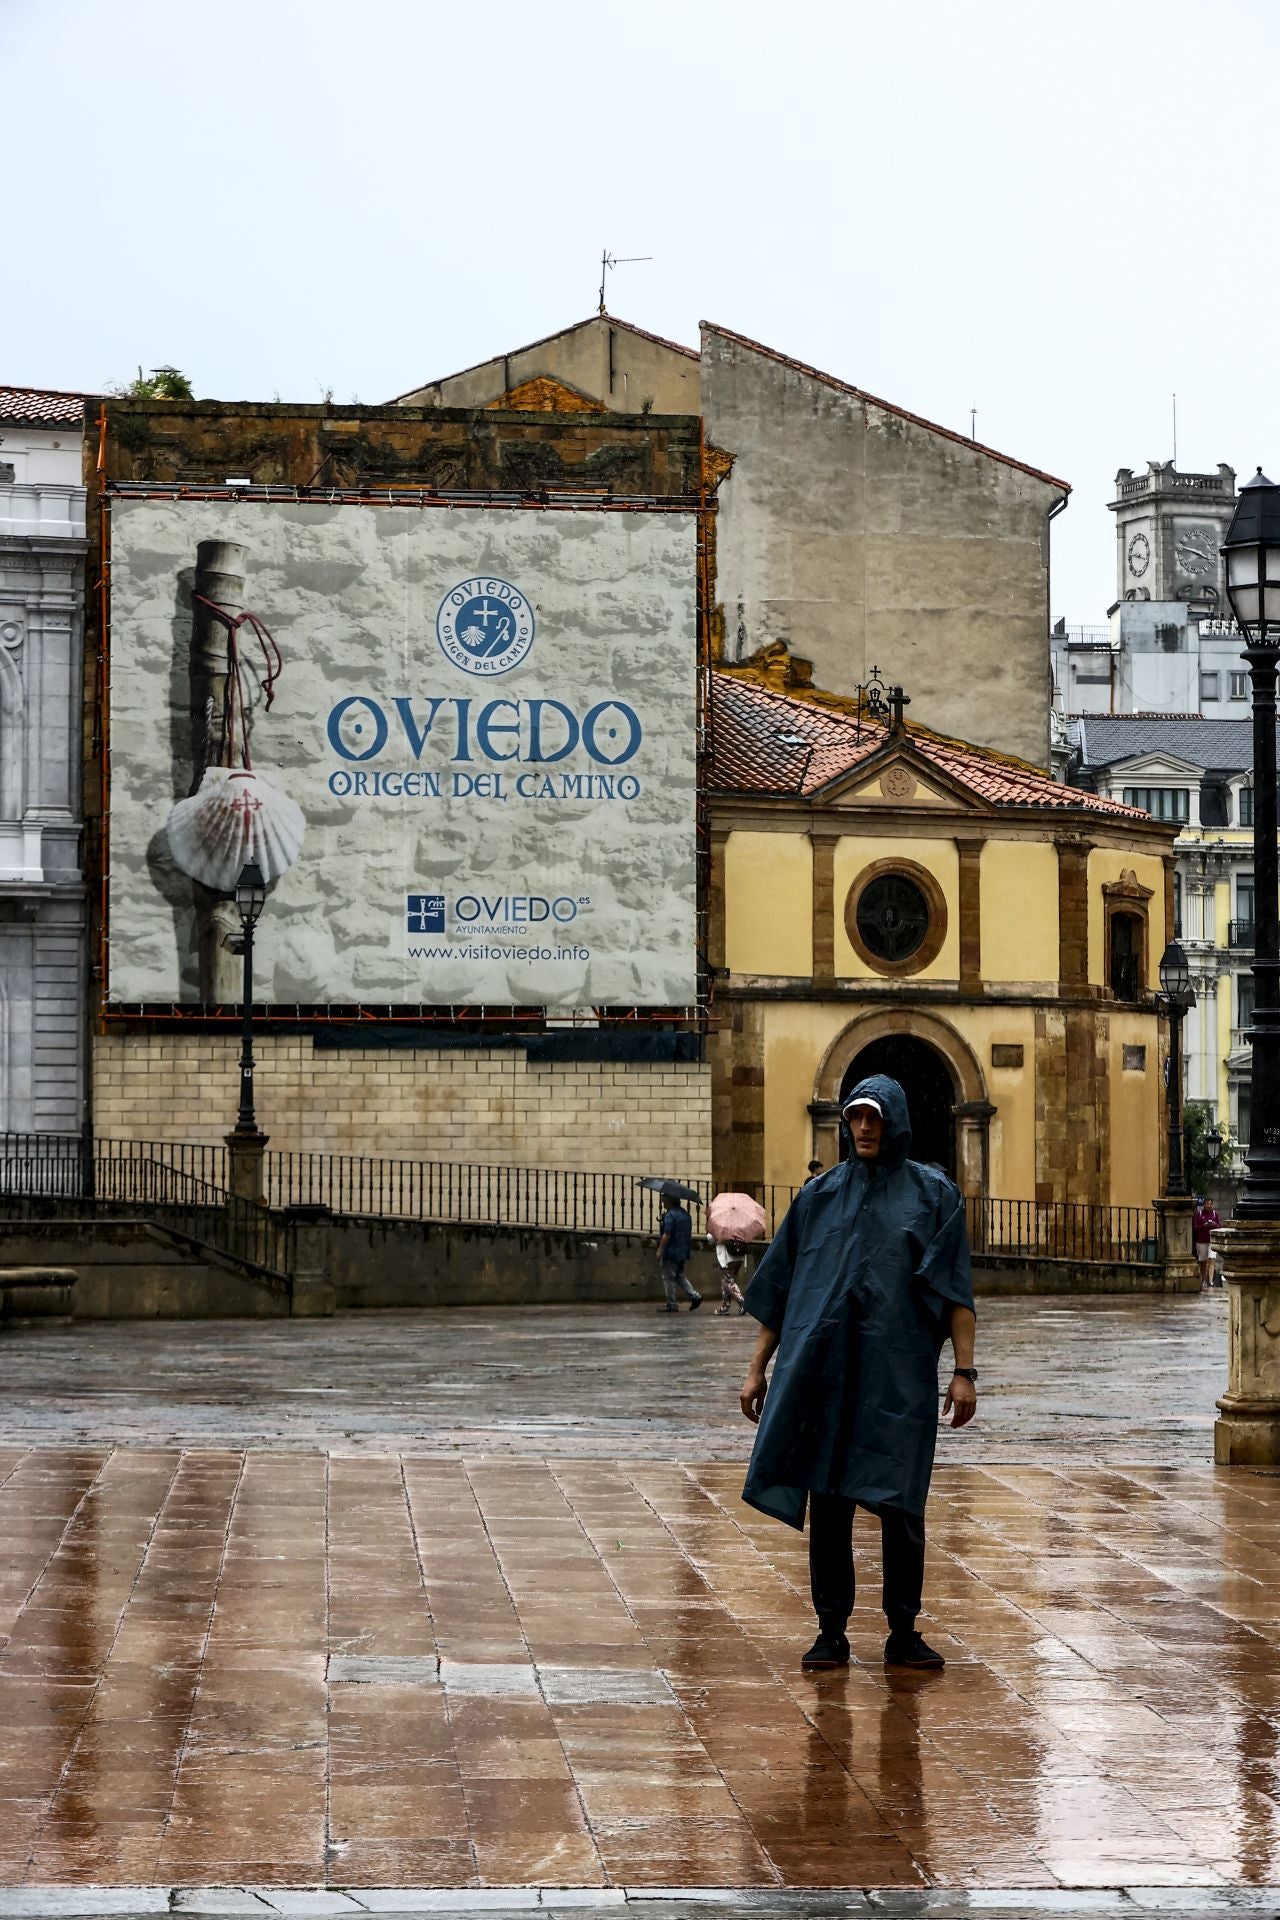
[707,664,1179,1217]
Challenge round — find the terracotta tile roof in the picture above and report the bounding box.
[0,386,87,427]
[390,313,698,403]
[708,671,1150,817]
[701,322,1071,495]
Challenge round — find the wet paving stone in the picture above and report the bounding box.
[3,1447,1279,1891]
[0,1297,1227,1456]
[0,1294,1268,1897]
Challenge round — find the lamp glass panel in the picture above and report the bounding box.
[1160,943,1191,997]
[234,864,268,925]
[1232,581,1262,625]
[1264,548,1280,626]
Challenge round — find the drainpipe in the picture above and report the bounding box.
[1047,493,1070,763]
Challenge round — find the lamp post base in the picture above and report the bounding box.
[1153,1195,1199,1292]
[225,1129,269,1205]
[287,1205,335,1317]
[1214,1221,1280,1465]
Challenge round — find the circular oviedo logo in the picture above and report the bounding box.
[437,576,535,677]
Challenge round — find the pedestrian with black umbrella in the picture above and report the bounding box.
[650,1181,703,1314]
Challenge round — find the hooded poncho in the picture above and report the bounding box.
[742,1073,974,1529]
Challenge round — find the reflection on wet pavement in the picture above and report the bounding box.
[0,1295,1226,1456]
[2,1441,1279,1891]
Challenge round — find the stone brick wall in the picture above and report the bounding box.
[704,327,1064,769]
[92,1033,711,1174]
[1034,1006,1110,1206]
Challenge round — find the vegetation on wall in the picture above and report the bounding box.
[110,366,195,400]
[1185,1100,1231,1194]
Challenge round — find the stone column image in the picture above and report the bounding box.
[190,540,246,1004]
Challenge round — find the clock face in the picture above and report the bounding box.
[1175,526,1217,577]
[1128,532,1150,578]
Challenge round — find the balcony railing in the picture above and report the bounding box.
[1118,470,1232,498]
[1230,920,1256,950]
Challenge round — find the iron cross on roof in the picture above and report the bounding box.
[857,667,911,733]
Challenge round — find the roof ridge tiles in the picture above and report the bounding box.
[0,383,91,400]
[709,671,1154,819]
[0,385,90,425]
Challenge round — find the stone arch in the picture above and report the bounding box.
[809,1006,994,1198]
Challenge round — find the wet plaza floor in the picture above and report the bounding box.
[0,1295,1224,1456]
[3,1292,1276,1904]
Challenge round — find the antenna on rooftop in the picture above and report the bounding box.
[1172,391,1178,466]
[598,248,653,314]
[970,407,977,442]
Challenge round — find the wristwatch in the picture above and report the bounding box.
[952,1367,978,1383]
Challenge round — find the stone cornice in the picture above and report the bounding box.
[0,537,89,560]
[710,796,1175,850]
[717,978,1158,1015]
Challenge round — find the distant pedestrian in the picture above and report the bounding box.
[713,1240,749,1315]
[657,1191,702,1314]
[804,1159,824,1183]
[707,1192,766,1319]
[1194,1196,1223,1290]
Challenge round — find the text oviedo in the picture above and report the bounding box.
[326,695,643,766]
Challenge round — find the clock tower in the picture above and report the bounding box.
[1109,461,1237,613]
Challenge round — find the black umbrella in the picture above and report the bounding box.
[637,1177,704,1205]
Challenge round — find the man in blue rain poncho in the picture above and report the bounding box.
[740,1074,977,1673]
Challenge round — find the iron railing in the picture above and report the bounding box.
[1230,920,1256,950]
[966,1196,1160,1266]
[0,1134,1162,1267]
[263,1148,727,1233]
[0,1135,292,1284]
[0,1132,226,1199]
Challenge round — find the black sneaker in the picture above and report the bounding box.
[656,1304,679,1314]
[801,1629,850,1671]
[688,1293,703,1311]
[884,1629,945,1670]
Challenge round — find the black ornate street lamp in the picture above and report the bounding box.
[1222,470,1280,1218]
[231,859,267,1138]
[1159,939,1195,1196]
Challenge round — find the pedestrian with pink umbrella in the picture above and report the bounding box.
[707,1191,768,1315]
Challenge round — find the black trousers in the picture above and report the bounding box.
[808,1492,925,1636]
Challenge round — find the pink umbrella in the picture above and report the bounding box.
[707,1192,768,1245]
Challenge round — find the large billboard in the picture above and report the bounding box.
[107,499,698,1007]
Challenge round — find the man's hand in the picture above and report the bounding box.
[943,1373,977,1428]
[740,1368,768,1424]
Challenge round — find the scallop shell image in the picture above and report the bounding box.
[165,767,306,893]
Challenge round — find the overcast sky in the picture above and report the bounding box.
[4,0,1276,627]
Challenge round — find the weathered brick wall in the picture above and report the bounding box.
[92,1034,711,1174]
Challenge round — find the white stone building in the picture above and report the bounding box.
[1051,460,1249,720]
[0,387,88,1134]
[1068,714,1258,1159]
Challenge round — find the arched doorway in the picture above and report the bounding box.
[811,1009,993,1198]
[840,1035,957,1179]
